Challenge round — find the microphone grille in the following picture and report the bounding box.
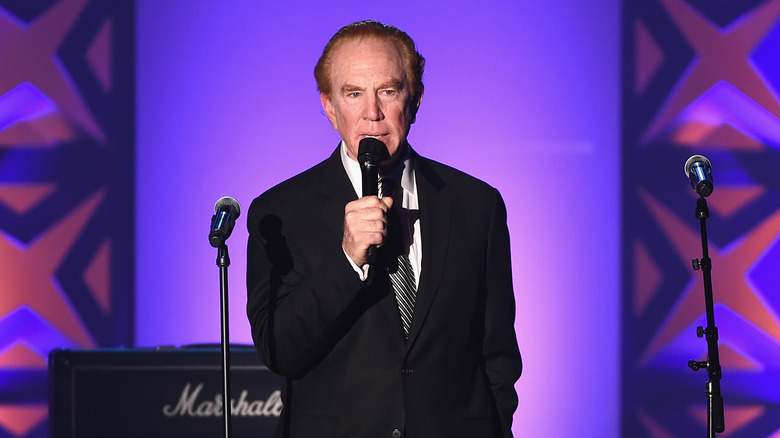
[357,138,389,166]
[684,155,712,177]
[214,196,241,217]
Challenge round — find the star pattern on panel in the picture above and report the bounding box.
[0,342,46,368]
[634,240,663,316]
[0,306,79,436]
[644,303,780,377]
[0,2,133,436]
[0,190,105,348]
[85,18,113,92]
[638,190,780,365]
[629,305,780,435]
[697,186,766,219]
[0,0,105,145]
[642,0,780,144]
[689,405,764,435]
[670,81,780,150]
[637,408,676,438]
[626,1,780,436]
[83,238,111,314]
[0,183,56,214]
[0,405,47,437]
[0,306,80,365]
[635,19,665,95]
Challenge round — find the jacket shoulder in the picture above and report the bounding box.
[415,155,501,199]
[250,147,345,210]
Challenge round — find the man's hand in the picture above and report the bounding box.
[343,196,394,267]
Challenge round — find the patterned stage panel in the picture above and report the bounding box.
[0,1,133,437]
[623,0,780,437]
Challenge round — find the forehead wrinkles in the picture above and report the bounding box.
[330,39,408,90]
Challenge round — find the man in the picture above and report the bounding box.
[247,20,522,438]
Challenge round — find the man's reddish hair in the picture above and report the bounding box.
[314,20,425,107]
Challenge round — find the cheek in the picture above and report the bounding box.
[327,112,338,130]
[336,106,361,126]
[393,107,414,131]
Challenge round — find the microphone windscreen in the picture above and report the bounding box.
[214,196,241,217]
[684,155,712,177]
[358,138,389,166]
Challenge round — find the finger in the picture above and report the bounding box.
[382,195,394,211]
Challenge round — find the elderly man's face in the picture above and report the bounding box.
[321,38,420,171]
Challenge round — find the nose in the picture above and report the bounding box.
[363,93,384,121]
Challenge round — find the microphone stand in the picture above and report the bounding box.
[687,197,725,437]
[216,243,232,438]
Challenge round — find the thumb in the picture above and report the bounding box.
[382,195,394,210]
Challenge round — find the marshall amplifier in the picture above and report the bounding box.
[49,345,283,438]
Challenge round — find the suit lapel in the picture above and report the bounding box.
[405,153,452,348]
[315,146,357,240]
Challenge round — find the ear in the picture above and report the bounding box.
[410,91,423,124]
[320,93,338,130]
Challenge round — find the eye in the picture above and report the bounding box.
[347,91,361,98]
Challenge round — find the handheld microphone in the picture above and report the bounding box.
[358,138,388,196]
[358,138,389,262]
[684,155,714,197]
[209,196,241,247]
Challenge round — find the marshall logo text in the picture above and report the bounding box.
[163,383,283,418]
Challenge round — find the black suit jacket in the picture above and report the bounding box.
[247,146,522,438]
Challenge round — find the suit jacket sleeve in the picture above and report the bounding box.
[246,193,369,378]
[484,189,523,437]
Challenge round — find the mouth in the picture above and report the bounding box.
[361,134,387,140]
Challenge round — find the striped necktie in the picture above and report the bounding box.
[382,179,417,338]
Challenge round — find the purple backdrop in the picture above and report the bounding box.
[136,2,620,436]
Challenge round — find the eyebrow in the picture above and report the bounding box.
[341,84,363,94]
[339,80,406,94]
[378,80,405,90]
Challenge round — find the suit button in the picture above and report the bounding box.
[401,368,414,376]
[392,428,402,438]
